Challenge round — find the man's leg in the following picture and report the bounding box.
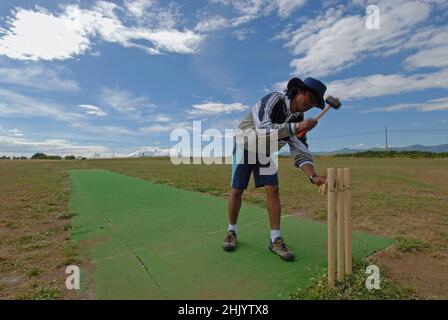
[223,188,244,252]
[264,185,281,231]
[228,188,244,226]
[224,144,251,252]
[264,184,295,261]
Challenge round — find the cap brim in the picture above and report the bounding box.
[301,84,325,109]
[316,97,325,109]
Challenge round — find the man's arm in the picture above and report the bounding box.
[288,136,326,186]
[301,163,326,186]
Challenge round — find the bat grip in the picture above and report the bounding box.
[297,129,307,138]
[296,105,331,138]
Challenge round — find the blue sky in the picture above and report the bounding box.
[0,0,447,157]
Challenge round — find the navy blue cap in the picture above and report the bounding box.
[301,77,327,109]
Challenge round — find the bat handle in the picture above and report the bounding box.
[297,129,307,138]
[296,105,331,139]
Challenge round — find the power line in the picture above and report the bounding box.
[311,128,448,140]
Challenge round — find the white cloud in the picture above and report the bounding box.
[151,114,172,122]
[0,135,110,157]
[210,0,306,18]
[0,64,79,91]
[195,16,232,32]
[79,104,107,117]
[0,4,205,61]
[196,0,307,32]
[364,97,448,112]
[8,128,23,137]
[124,0,155,18]
[232,28,256,41]
[128,146,170,157]
[124,0,182,30]
[279,0,436,76]
[0,6,94,61]
[327,68,448,100]
[100,87,155,114]
[188,102,248,115]
[194,14,258,32]
[0,88,84,122]
[139,121,191,133]
[0,88,143,140]
[210,0,266,16]
[404,45,448,69]
[270,0,307,18]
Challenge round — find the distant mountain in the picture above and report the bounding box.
[384,144,448,153]
[313,143,448,155]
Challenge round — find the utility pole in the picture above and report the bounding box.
[385,125,389,150]
[139,147,141,157]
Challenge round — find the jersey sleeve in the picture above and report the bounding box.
[288,135,314,168]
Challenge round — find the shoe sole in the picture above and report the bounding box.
[269,246,295,261]
[223,244,237,252]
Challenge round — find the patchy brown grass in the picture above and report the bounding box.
[0,160,78,299]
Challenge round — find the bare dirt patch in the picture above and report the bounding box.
[370,250,448,299]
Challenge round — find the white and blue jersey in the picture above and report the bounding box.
[231,91,314,189]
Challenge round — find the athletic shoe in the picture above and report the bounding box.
[223,230,238,252]
[269,237,295,261]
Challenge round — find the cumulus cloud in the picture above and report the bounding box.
[404,45,448,69]
[327,68,448,100]
[0,3,205,61]
[277,0,440,76]
[124,0,155,18]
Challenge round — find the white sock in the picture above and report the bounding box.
[228,224,238,233]
[270,229,281,243]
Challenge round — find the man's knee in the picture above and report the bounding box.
[231,188,244,198]
[265,185,279,197]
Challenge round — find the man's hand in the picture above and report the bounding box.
[318,181,328,195]
[296,118,318,132]
[312,176,327,186]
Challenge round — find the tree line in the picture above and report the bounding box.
[0,153,87,160]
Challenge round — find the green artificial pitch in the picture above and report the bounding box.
[69,169,393,299]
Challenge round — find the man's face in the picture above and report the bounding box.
[293,90,318,112]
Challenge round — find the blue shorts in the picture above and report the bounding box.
[231,145,278,190]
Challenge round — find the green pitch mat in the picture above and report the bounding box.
[69,169,393,300]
